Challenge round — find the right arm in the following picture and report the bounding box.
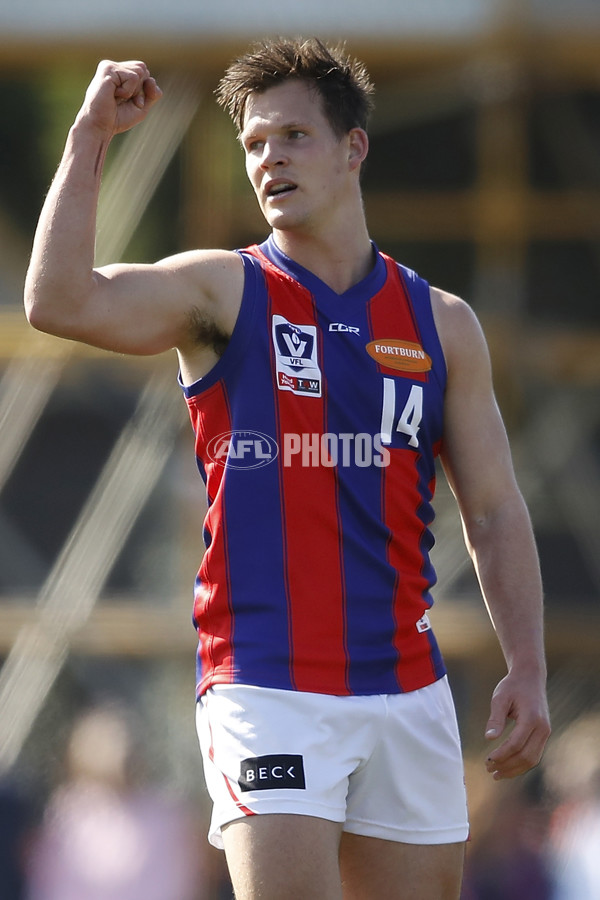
[24,59,242,358]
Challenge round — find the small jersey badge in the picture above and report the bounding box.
[416,613,432,633]
[272,315,322,397]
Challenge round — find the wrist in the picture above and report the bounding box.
[66,118,113,179]
[507,655,547,682]
[69,113,114,151]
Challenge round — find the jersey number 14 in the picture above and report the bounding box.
[380,379,423,448]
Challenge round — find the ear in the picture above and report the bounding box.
[347,127,369,171]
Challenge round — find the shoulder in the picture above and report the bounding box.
[158,248,243,301]
[429,286,492,384]
[164,248,249,382]
[158,248,245,337]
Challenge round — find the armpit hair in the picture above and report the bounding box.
[186,305,230,357]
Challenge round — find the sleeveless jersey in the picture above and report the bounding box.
[181,236,448,698]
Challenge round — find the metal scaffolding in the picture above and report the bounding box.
[0,5,599,769]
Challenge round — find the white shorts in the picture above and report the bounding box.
[196,676,469,850]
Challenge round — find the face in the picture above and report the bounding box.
[240,80,366,235]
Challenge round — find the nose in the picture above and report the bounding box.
[260,140,287,170]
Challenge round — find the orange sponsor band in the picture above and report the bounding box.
[366,339,432,372]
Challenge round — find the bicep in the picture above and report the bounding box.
[89,261,195,355]
[64,250,241,356]
[437,295,520,532]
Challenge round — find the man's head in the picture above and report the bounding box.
[216,37,375,138]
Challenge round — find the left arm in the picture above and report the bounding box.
[434,287,551,779]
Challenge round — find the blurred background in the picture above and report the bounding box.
[0,1,599,897]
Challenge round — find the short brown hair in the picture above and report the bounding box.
[215,37,375,137]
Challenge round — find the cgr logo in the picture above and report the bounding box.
[239,754,306,792]
[206,430,278,469]
[329,323,360,334]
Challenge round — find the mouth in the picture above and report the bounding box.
[265,180,297,200]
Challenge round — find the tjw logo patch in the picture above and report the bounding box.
[272,316,322,397]
[239,754,306,792]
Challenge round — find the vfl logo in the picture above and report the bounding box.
[239,754,306,792]
[272,315,322,397]
[206,430,278,469]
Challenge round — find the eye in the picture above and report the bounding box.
[287,129,305,140]
[245,138,264,153]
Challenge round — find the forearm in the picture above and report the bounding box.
[465,491,546,679]
[24,60,161,340]
[24,121,109,334]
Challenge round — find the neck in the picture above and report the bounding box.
[272,223,373,295]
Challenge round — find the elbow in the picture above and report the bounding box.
[24,267,49,330]
[24,288,42,331]
[23,281,46,332]
[23,272,82,339]
[462,492,530,553]
[24,288,57,336]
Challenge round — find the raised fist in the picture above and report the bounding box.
[76,59,162,138]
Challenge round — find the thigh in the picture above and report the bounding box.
[345,677,469,845]
[197,686,376,849]
[339,832,465,900]
[222,813,344,900]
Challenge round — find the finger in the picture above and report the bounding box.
[487,727,532,773]
[95,60,135,86]
[487,718,524,760]
[115,72,162,112]
[484,693,511,743]
[486,725,547,779]
[96,60,147,101]
[488,708,550,763]
[137,76,162,109]
[485,721,504,742]
[487,751,538,780]
[114,68,150,101]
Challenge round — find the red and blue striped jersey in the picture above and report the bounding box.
[181,237,448,698]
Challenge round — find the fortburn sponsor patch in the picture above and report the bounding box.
[366,339,432,373]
